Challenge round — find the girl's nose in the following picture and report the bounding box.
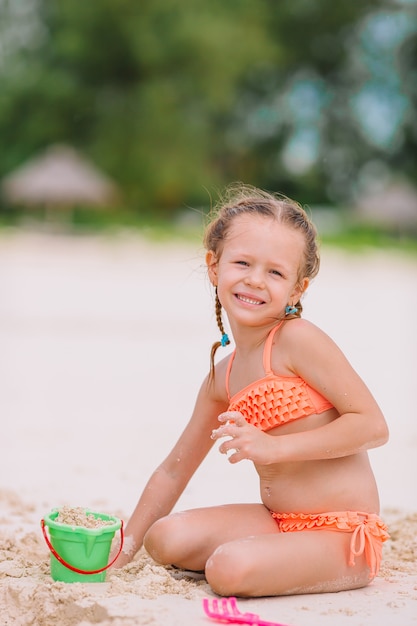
[244,269,265,288]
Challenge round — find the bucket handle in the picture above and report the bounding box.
[41,518,124,575]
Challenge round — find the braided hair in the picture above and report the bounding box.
[208,288,231,381]
[204,184,320,383]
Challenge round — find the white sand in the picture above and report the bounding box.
[1,229,416,625]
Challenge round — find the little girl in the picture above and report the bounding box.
[113,184,389,597]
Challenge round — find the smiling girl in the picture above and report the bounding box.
[113,184,389,597]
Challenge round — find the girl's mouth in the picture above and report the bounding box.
[235,294,265,306]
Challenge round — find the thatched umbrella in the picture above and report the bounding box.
[1,145,119,208]
[356,181,417,232]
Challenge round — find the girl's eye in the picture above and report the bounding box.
[270,269,283,277]
[236,260,249,266]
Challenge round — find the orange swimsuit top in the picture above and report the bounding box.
[226,322,334,432]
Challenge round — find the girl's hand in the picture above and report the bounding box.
[210,411,277,465]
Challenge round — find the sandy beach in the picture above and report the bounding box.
[1,229,416,626]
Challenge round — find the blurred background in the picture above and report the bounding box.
[1,0,417,515]
[0,0,416,243]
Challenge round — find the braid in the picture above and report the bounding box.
[215,289,227,337]
[209,289,230,383]
[204,183,321,385]
[287,300,303,319]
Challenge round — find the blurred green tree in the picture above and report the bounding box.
[221,0,417,204]
[0,0,274,211]
[0,0,415,212]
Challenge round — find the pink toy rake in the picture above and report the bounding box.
[202,596,292,626]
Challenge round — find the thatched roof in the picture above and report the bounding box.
[1,145,118,207]
[356,182,417,228]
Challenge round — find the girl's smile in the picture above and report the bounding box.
[207,214,307,328]
[235,293,265,306]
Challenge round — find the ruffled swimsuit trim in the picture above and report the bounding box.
[272,511,390,578]
[226,322,334,431]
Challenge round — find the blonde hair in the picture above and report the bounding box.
[204,184,320,381]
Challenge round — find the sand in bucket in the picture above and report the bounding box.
[42,506,123,582]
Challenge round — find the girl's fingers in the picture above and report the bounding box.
[211,424,239,441]
[218,411,244,425]
[211,412,244,440]
[227,450,242,464]
[211,425,233,441]
[219,438,241,457]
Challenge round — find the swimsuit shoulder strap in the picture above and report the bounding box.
[263,321,284,375]
[225,350,236,400]
[226,321,284,399]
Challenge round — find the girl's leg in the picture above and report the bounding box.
[205,530,372,597]
[143,503,277,571]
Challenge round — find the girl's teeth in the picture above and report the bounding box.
[238,295,262,305]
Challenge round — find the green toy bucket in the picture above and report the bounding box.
[41,509,124,583]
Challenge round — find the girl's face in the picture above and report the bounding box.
[206,214,308,329]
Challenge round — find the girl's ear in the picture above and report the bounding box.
[292,277,309,302]
[206,250,218,286]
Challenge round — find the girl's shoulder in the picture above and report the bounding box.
[274,318,342,373]
[279,317,319,343]
[280,317,333,343]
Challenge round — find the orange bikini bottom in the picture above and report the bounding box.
[272,511,390,578]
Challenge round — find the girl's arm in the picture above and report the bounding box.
[112,374,228,567]
[276,319,389,461]
[213,320,388,465]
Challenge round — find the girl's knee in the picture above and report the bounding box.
[205,543,254,597]
[144,515,183,565]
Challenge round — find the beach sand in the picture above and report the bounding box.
[1,229,416,625]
